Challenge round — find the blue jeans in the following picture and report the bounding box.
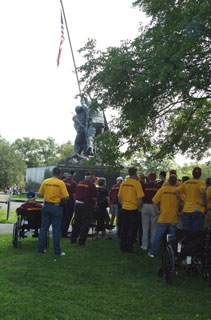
[149,223,177,255]
[182,211,204,230]
[37,203,63,255]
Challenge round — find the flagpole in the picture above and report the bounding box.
[60,0,82,96]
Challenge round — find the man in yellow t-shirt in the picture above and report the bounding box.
[206,179,211,211]
[162,169,181,187]
[118,167,144,253]
[205,178,211,227]
[174,167,206,231]
[148,175,180,257]
[37,167,69,256]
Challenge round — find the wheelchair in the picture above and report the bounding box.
[12,208,49,249]
[158,228,211,286]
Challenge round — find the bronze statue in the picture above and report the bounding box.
[72,97,109,158]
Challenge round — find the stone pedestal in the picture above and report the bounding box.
[57,163,126,190]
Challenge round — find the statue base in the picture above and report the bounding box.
[57,162,126,191]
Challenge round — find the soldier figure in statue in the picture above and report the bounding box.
[85,98,109,156]
[71,96,108,160]
[72,104,88,155]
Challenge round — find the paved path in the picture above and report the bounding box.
[0,201,22,212]
[0,222,118,239]
[0,223,13,234]
[0,200,119,239]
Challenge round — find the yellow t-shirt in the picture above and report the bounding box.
[152,185,179,223]
[39,177,69,204]
[206,186,211,210]
[177,179,206,213]
[118,178,144,210]
[162,181,181,187]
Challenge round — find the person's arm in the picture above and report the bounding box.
[118,196,122,205]
[106,196,111,208]
[59,180,70,200]
[92,197,97,208]
[200,188,207,208]
[138,197,143,211]
[16,204,23,215]
[153,203,160,215]
[38,182,44,199]
[174,189,185,205]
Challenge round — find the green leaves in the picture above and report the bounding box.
[0,138,26,189]
[12,138,74,168]
[77,0,211,167]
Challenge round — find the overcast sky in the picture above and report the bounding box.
[0,0,145,144]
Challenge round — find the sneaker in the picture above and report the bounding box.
[55,251,66,257]
[148,253,155,258]
[141,245,147,251]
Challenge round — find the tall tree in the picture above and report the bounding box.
[0,138,26,190]
[12,137,60,167]
[12,137,75,168]
[78,0,211,167]
[57,141,74,162]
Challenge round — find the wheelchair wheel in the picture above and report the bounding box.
[13,218,22,248]
[162,245,175,284]
[13,223,18,248]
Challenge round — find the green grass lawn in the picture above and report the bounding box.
[11,195,43,202]
[0,235,210,320]
[0,210,16,223]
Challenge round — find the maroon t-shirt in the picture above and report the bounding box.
[16,201,42,215]
[75,179,97,206]
[142,182,160,204]
[62,177,77,199]
[109,183,121,205]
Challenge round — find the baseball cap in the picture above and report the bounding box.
[170,170,177,175]
[94,176,100,181]
[148,172,156,180]
[192,167,202,178]
[27,191,35,199]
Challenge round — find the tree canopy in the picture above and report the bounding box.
[78,0,211,167]
[0,138,26,190]
[12,138,74,168]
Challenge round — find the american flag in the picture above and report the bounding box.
[57,11,65,67]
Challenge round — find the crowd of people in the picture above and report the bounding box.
[16,166,211,257]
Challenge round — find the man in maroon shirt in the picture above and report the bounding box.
[109,177,123,227]
[71,171,97,245]
[141,172,160,250]
[16,191,42,237]
[61,170,77,238]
